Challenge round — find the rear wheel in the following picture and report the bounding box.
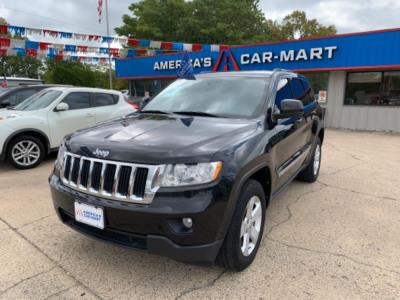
[7,136,45,169]
[217,179,266,271]
[297,137,321,182]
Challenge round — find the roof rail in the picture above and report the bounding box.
[272,68,290,72]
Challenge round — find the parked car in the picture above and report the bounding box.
[0,87,136,169]
[0,84,71,108]
[49,70,324,271]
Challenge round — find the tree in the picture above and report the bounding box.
[116,1,337,45]
[43,60,128,90]
[43,60,97,87]
[271,11,337,40]
[0,17,7,25]
[115,0,268,44]
[0,56,43,78]
[179,0,268,44]
[115,0,188,41]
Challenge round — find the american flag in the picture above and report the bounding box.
[97,0,103,23]
[0,75,8,88]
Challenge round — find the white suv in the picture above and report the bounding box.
[0,87,136,169]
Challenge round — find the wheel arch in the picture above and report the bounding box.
[217,161,273,241]
[2,129,51,160]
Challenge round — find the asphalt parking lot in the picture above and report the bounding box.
[0,129,399,299]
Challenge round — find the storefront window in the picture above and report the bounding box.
[130,79,174,98]
[345,71,400,106]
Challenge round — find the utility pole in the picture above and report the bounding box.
[105,0,113,89]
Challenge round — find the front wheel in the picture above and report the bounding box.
[7,136,45,169]
[217,179,266,271]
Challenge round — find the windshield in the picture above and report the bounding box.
[143,77,269,118]
[13,90,62,111]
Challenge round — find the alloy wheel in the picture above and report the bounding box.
[240,195,262,256]
[11,140,41,167]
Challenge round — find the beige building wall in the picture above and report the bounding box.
[325,71,400,132]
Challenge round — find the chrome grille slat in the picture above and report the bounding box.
[61,152,162,204]
[112,165,121,197]
[68,157,75,184]
[87,160,94,190]
[77,158,84,187]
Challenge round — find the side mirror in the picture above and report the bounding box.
[54,103,69,112]
[273,99,304,120]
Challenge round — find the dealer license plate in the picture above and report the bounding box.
[74,202,104,229]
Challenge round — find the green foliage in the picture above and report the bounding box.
[43,60,127,90]
[0,17,7,25]
[116,0,268,44]
[115,1,337,44]
[0,56,43,78]
[275,11,337,40]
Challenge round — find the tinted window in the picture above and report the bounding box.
[15,89,37,103]
[143,77,268,119]
[275,79,293,109]
[62,92,91,110]
[291,78,307,103]
[1,92,18,106]
[94,93,117,107]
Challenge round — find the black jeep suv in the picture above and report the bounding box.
[49,70,324,271]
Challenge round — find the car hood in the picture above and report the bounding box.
[66,113,259,164]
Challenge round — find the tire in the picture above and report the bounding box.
[217,179,266,271]
[7,135,45,170]
[297,137,322,183]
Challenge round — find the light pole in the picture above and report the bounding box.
[105,0,113,89]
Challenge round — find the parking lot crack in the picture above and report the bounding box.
[317,179,400,203]
[0,215,104,300]
[266,236,400,278]
[0,266,58,295]
[43,283,80,300]
[17,214,53,230]
[174,270,226,299]
[266,185,326,236]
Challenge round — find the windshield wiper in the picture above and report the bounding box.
[173,111,224,118]
[139,110,169,115]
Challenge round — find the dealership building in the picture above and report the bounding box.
[116,28,400,132]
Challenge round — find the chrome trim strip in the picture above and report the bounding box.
[277,145,311,177]
[61,152,162,204]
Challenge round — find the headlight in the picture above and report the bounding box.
[55,141,66,171]
[159,162,222,187]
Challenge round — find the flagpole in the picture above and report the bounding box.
[105,0,113,89]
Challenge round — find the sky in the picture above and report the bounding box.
[1,0,399,38]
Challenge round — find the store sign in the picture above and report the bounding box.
[116,29,400,79]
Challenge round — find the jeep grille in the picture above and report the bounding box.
[60,152,163,204]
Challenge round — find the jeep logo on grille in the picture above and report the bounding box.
[92,148,110,158]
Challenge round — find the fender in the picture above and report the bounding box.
[0,128,51,161]
[215,154,272,241]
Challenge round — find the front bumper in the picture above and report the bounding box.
[49,174,228,263]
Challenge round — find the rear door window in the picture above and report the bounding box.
[93,93,118,107]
